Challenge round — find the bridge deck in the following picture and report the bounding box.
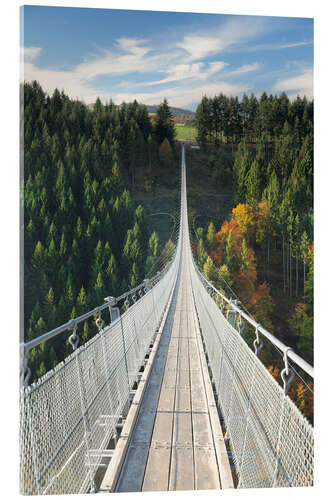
[100,233,233,492]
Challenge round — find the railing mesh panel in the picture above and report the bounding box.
[190,266,314,488]
[20,253,179,495]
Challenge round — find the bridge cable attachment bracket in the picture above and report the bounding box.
[237,313,245,336]
[143,278,151,293]
[104,296,116,325]
[281,347,295,394]
[124,296,130,310]
[20,344,31,388]
[95,310,104,332]
[253,324,263,357]
[68,320,80,351]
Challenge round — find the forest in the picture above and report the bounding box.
[23,82,314,421]
[23,81,176,380]
[194,92,313,420]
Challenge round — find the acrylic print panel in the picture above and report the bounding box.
[20,2,313,495]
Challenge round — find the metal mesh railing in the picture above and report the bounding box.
[189,262,314,488]
[20,245,181,495]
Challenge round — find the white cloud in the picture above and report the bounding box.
[22,46,42,61]
[21,38,171,102]
[115,37,149,56]
[150,61,228,86]
[21,15,310,109]
[178,36,224,62]
[244,40,313,52]
[279,41,313,49]
[113,80,248,108]
[23,62,104,102]
[74,39,160,81]
[177,17,266,62]
[226,62,261,77]
[22,16,268,107]
[273,68,313,98]
[22,35,232,105]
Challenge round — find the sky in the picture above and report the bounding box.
[21,5,313,111]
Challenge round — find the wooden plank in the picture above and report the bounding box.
[142,307,179,490]
[176,368,190,388]
[158,386,176,412]
[150,412,174,446]
[169,447,194,491]
[191,391,208,412]
[194,447,221,490]
[162,367,177,387]
[142,447,171,491]
[102,190,233,494]
[172,412,192,446]
[164,357,178,371]
[174,388,191,412]
[192,412,213,447]
[192,298,234,490]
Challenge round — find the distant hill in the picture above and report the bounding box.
[87,101,195,117]
[145,105,195,117]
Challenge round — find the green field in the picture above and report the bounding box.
[175,124,197,140]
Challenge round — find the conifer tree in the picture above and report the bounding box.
[204,256,217,282]
[206,222,216,252]
[154,99,175,148]
[94,272,105,304]
[245,160,261,207]
[159,138,174,169]
[77,286,88,316]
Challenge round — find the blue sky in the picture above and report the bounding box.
[21,5,313,110]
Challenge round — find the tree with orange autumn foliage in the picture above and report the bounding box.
[214,218,242,268]
[209,204,275,330]
[231,203,256,241]
[248,282,274,331]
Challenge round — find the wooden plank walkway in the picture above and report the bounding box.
[100,146,233,493]
[100,239,233,492]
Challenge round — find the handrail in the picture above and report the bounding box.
[21,261,172,355]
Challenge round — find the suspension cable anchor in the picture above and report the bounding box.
[143,278,151,292]
[95,310,104,332]
[253,324,263,356]
[281,347,295,394]
[237,313,245,336]
[104,296,117,305]
[68,320,80,351]
[20,344,31,388]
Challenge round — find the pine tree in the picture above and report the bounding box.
[32,241,45,270]
[240,239,249,271]
[204,256,217,282]
[225,230,234,271]
[105,253,119,295]
[77,286,88,316]
[94,272,105,304]
[300,231,310,295]
[245,159,261,207]
[149,231,159,258]
[206,222,216,252]
[154,99,175,147]
[159,138,173,169]
[195,96,211,147]
[44,287,56,329]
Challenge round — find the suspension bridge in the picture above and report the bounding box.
[20,144,314,494]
